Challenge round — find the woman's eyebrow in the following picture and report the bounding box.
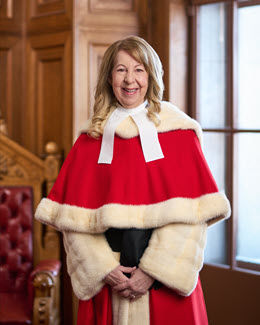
[115,63,144,68]
[115,64,126,68]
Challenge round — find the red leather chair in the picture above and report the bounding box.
[0,187,61,325]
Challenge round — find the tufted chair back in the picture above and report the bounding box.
[0,187,33,293]
[1,133,61,325]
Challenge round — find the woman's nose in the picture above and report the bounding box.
[124,71,135,84]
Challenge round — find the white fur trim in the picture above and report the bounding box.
[63,231,119,300]
[112,290,150,325]
[79,101,203,146]
[63,233,150,323]
[35,192,230,233]
[111,250,150,325]
[139,223,207,296]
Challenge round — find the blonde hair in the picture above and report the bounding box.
[88,36,164,138]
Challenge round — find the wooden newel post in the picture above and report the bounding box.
[43,141,61,260]
[44,141,60,195]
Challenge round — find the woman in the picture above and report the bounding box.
[35,36,231,324]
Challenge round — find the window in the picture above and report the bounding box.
[190,0,260,271]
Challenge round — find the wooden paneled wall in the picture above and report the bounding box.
[0,0,73,157]
[25,0,73,157]
[26,31,72,156]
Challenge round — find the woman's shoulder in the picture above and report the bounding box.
[158,101,203,146]
[75,101,203,145]
[68,133,101,160]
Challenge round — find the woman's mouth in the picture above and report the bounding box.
[122,88,138,94]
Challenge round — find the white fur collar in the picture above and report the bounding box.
[80,101,203,146]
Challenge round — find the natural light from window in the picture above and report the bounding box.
[236,4,260,265]
[198,2,228,265]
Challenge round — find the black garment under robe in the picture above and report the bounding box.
[105,228,162,290]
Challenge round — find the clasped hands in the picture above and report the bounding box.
[104,265,154,300]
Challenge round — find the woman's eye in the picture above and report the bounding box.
[117,68,125,72]
[136,68,144,72]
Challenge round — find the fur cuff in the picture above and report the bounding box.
[35,192,230,233]
[63,231,119,300]
[139,223,207,296]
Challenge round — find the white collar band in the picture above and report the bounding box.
[98,101,164,164]
[117,101,147,114]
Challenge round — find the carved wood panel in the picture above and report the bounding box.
[89,0,134,12]
[0,0,13,18]
[39,0,61,3]
[0,36,23,142]
[0,46,12,134]
[30,0,67,17]
[26,32,72,156]
[0,0,23,33]
[27,0,71,35]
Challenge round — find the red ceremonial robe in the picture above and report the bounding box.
[35,101,231,325]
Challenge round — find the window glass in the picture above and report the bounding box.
[198,3,228,128]
[203,132,228,264]
[196,1,260,272]
[235,133,260,264]
[237,5,260,129]
[203,132,226,190]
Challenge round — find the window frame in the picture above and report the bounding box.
[189,0,260,273]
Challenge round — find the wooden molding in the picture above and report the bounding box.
[147,0,170,101]
[147,0,188,112]
[27,0,71,35]
[30,0,66,17]
[0,133,45,206]
[0,0,13,18]
[0,0,23,33]
[89,0,134,12]
[74,0,138,30]
[0,43,12,136]
[0,36,23,140]
[169,0,188,113]
[39,0,62,4]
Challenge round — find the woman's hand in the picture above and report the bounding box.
[104,265,136,288]
[112,268,154,299]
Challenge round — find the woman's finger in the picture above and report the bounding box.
[113,281,130,292]
[118,289,132,298]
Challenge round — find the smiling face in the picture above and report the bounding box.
[110,50,149,109]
